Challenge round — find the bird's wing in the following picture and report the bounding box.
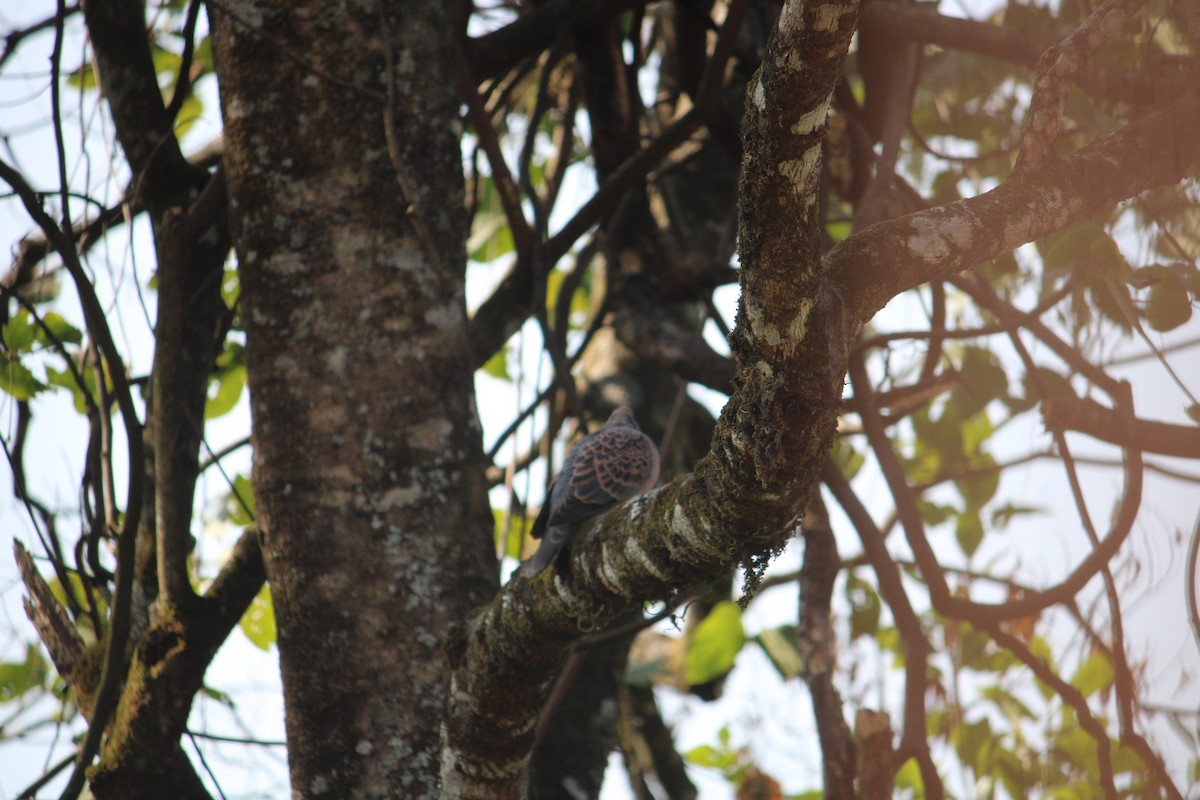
[549,427,657,526]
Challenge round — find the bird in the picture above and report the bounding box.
[521,406,660,577]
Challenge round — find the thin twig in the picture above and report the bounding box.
[0,157,146,800]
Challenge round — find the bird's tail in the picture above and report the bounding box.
[520,524,572,577]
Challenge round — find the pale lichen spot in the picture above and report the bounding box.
[907,216,951,263]
[596,539,631,598]
[787,299,813,344]
[753,78,766,112]
[424,302,462,331]
[777,146,821,204]
[668,503,723,561]
[326,345,349,377]
[381,486,421,509]
[759,322,782,347]
[942,213,976,252]
[311,401,349,434]
[626,534,671,582]
[268,251,310,276]
[814,3,854,31]
[779,0,805,33]
[791,95,831,135]
[407,417,453,450]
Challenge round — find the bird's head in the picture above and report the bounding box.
[607,406,639,429]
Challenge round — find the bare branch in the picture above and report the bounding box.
[831,88,1200,330]
[1016,0,1152,171]
[1044,396,1200,459]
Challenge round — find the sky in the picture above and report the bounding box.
[1,1,1199,799]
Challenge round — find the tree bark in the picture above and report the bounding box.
[211,1,496,797]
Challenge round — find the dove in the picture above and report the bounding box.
[521,406,660,577]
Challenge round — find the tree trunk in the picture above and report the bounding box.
[211,1,496,797]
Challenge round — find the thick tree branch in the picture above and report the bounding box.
[81,0,205,210]
[1016,0,1151,171]
[1044,396,1200,459]
[613,310,735,395]
[88,529,266,800]
[443,0,863,795]
[465,0,644,84]
[830,87,1200,330]
[859,2,1196,107]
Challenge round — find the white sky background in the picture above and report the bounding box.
[1,1,1199,798]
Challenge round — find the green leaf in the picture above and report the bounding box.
[685,601,745,685]
[226,474,255,525]
[876,626,902,658]
[0,645,49,702]
[46,363,95,414]
[955,511,984,558]
[221,268,241,310]
[3,310,37,351]
[955,622,990,669]
[893,757,925,795]
[911,403,960,470]
[684,744,738,770]
[845,573,881,640]
[200,685,236,708]
[756,625,803,679]
[959,409,995,455]
[980,685,1036,721]
[39,312,83,345]
[494,507,533,560]
[0,359,47,400]
[173,93,205,139]
[1044,223,1107,274]
[829,437,865,480]
[151,43,183,82]
[1016,366,1076,410]
[825,219,851,243]
[952,347,1008,420]
[1145,269,1192,331]
[239,583,276,651]
[48,573,107,621]
[66,62,97,90]
[1110,739,1145,774]
[205,363,246,419]
[481,347,510,381]
[1089,280,1134,333]
[952,717,993,773]
[545,268,591,320]
[467,175,515,263]
[192,36,215,75]
[956,453,999,511]
[917,499,954,527]
[1070,651,1113,699]
[467,212,514,263]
